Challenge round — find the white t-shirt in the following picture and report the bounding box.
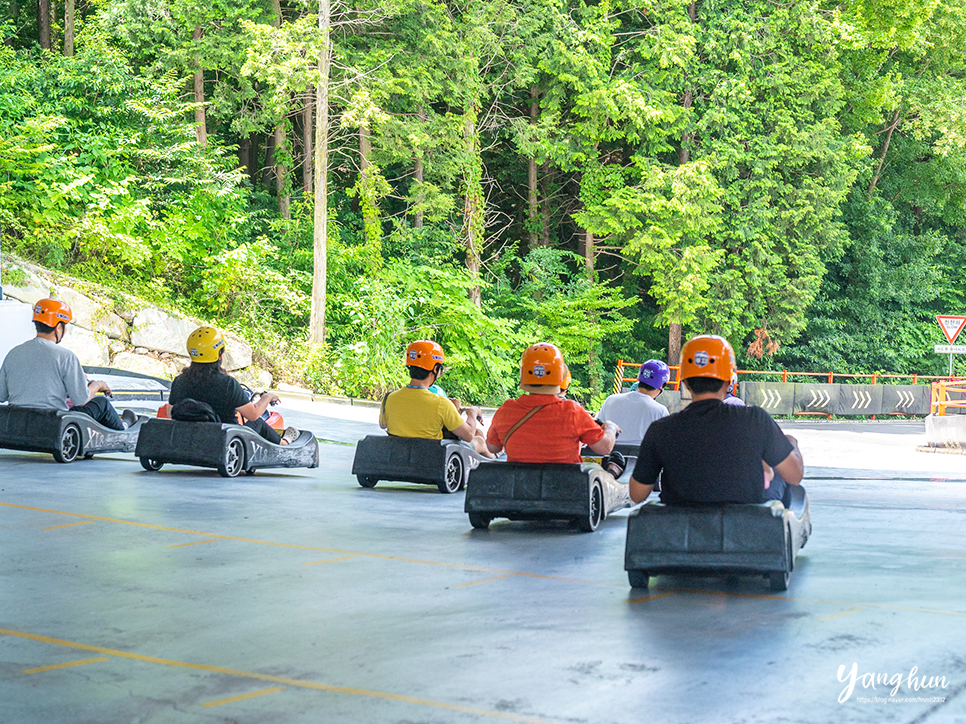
[0,337,89,410]
[597,390,669,446]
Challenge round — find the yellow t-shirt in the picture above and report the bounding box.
[381,386,465,439]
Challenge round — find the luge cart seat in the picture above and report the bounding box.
[0,404,145,463]
[624,485,812,592]
[464,461,631,532]
[351,435,486,494]
[135,418,319,477]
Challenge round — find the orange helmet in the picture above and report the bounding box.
[680,335,736,382]
[520,343,566,386]
[33,299,73,327]
[404,340,445,371]
[560,365,572,392]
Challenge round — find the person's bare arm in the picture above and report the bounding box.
[237,392,278,423]
[629,476,654,504]
[85,379,112,405]
[587,421,619,455]
[773,434,804,485]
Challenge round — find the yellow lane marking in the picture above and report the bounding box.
[22,656,110,673]
[818,607,865,622]
[200,687,286,708]
[0,502,618,587]
[303,556,354,566]
[628,592,677,604]
[8,502,966,618]
[43,521,95,530]
[454,575,510,588]
[165,539,219,549]
[0,628,559,724]
[660,587,966,617]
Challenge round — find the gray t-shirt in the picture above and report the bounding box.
[597,390,669,446]
[0,337,89,410]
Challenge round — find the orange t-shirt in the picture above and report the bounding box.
[487,394,604,463]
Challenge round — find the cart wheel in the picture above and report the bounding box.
[53,424,81,464]
[439,454,464,494]
[357,475,378,488]
[628,570,650,589]
[140,457,164,472]
[468,512,491,530]
[769,570,789,592]
[83,452,95,460]
[246,468,256,476]
[218,437,245,478]
[577,482,604,532]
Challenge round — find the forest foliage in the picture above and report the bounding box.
[2,0,966,404]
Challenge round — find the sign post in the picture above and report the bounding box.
[936,315,966,376]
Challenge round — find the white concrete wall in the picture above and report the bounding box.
[0,299,35,369]
[925,413,966,447]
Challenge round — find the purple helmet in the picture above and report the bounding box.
[637,359,670,390]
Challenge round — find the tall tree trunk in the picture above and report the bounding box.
[309,0,331,345]
[262,132,276,188]
[274,123,290,220]
[413,107,426,229]
[62,0,74,56]
[271,0,290,220]
[192,26,207,147]
[463,107,483,307]
[37,0,50,49]
[580,229,594,272]
[868,109,901,198]
[527,86,540,248]
[668,323,683,367]
[302,90,314,196]
[238,137,252,180]
[539,162,551,246]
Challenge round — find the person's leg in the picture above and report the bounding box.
[763,470,789,504]
[471,428,495,459]
[244,418,282,444]
[73,395,124,430]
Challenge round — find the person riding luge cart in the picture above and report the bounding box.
[351,340,490,493]
[0,298,145,463]
[135,327,318,477]
[464,343,631,531]
[623,335,812,591]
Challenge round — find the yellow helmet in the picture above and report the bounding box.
[186,326,226,363]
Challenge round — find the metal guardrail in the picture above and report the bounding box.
[931,380,966,416]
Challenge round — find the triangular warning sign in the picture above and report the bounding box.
[937,315,966,344]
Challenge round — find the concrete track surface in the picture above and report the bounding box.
[2,402,966,724]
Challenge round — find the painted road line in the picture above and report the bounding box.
[43,521,95,530]
[7,502,966,618]
[628,592,677,604]
[165,539,220,549]
[21,656,110,673]
[454,575,510,588]
[303,556,355,566]
[0,502,619,588]
[0,628,560,724]
[818,607,865,622]
[200,687,286,708]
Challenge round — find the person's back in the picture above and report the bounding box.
[487,343,621,466]
[635,399,791,504]
[0,337,89,411]
[382,386,464,439]
[170,370,248,425]
[598,359,669,446]
[630,335,803,506]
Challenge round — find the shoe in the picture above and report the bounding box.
[601,450,626,478]
[280,426,300,445]
[121,409,138,429]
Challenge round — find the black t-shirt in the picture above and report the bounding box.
[169,372,249,425]
[631,398,794,505]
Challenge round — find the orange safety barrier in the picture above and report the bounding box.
[613,360,959,396]
[931,380,966,416]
